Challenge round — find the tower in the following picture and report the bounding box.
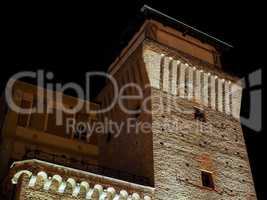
[96,6,257,200]
[0,5,257,200]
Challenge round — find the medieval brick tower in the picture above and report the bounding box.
[0,5,257,200]
[96,6,257,199]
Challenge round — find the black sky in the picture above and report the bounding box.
[1,1,266,199]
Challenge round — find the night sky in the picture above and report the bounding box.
[2,1,266,199]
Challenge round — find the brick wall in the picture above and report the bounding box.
[96,46,154,186]
[143,46,243,120]
[9,160,154,200]
[95,39,257,199]
[143,45,257,199]
[150,88,257,199]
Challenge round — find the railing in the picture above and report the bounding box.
[22,149,151,186]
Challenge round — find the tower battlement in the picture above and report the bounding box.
[0,6,257,200]
[143,48,243,119]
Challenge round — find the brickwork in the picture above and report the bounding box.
[143,45,257,199]
[150,88,256,199]
[1,18,258,200]
[94,29,256,199]
[9,160,154,200]
[96,46,154,186]
[143,47,243,120]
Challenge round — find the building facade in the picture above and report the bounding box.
[0,7,257,200]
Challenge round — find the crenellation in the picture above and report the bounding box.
[143,49,162,89]
[162,56,171,93]
[143,49,242,119]
[2,15,257,200]
[168,59,173,94]
[202,72,209,106]
[209,75,216,110]
[178,62,186,98]
[224,81,231,115]
[186,65,194,100]
[170,60,178,96]
[194,69,201,103]
[231,84,243,120]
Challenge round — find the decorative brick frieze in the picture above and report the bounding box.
[10,159,154,200]
[143,49,243,120]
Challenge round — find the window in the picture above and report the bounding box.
[194,107,206,122]
[201,171,214,189]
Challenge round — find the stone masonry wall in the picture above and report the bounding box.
[96,46,154,186]
[151,88,257,200]
[143,45,257,199]
[143,46,243,120]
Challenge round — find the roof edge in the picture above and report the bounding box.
[141,5,234,50]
